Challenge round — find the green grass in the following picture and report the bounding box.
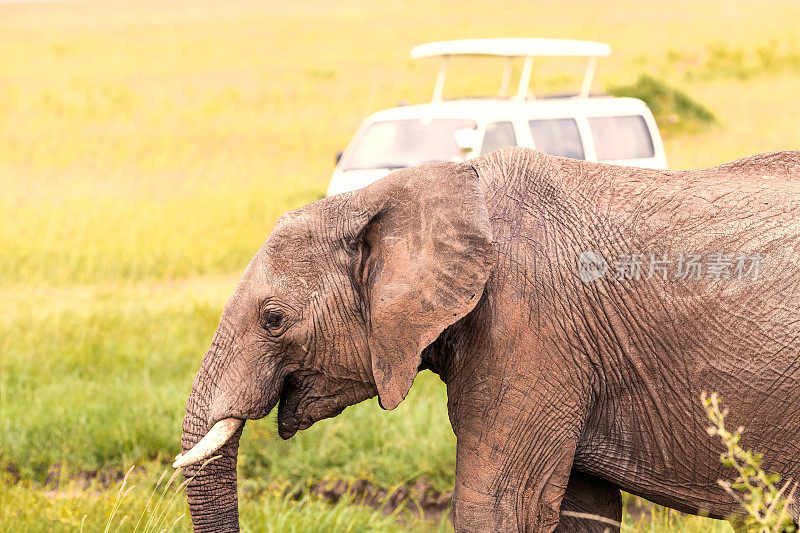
[0,468,450,532]
[2,0,799,530]
[0,279,454,490]
[0,284,222,478]
[239,371,455,493]
[622,497,732,532]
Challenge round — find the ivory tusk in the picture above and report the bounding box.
[173,418,243,469]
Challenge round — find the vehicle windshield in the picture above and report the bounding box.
[342,119,477,171]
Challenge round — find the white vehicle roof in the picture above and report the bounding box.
[410,38,611,59]
[366,96,652,123]
[411,38,612,100]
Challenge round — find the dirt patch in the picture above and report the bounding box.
[4,462,145,500]
[5,461,452,524]
[3,462,20,485]
[43,462,145,492]
[305,477,452,525]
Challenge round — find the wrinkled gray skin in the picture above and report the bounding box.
[180,147,800,532]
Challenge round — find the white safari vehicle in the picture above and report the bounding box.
[327,38,667,196]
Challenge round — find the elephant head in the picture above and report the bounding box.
[176,162,494,531]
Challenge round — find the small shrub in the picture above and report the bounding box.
[703,392,797,532]
[608,74,716,136]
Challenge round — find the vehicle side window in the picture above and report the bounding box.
[529,118,585,160]
[588,115,655,160]
[480,122,517,155]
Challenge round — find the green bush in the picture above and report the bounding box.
[609,74,716,136]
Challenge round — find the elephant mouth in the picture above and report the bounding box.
[277,373,303,439]
[276,372,350,440]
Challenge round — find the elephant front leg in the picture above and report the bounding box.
[451,440,577,532]
[555,471,622,533]
[450,412,585,533]
[444,316,595,532]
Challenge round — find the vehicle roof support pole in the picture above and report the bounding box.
[499,56,514,97]
[433,55,449,102]
[516,56,534,100]
[580,56,597,97]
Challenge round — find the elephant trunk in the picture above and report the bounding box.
[181,373,244,532]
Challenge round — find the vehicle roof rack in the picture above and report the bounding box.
[410,38,612,102]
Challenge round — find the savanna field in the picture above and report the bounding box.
[2,1,800,530]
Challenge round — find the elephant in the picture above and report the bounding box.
[176,146,800,532]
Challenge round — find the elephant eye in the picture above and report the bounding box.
[262,310,283,331]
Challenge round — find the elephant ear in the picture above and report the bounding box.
[353,162,494,410]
